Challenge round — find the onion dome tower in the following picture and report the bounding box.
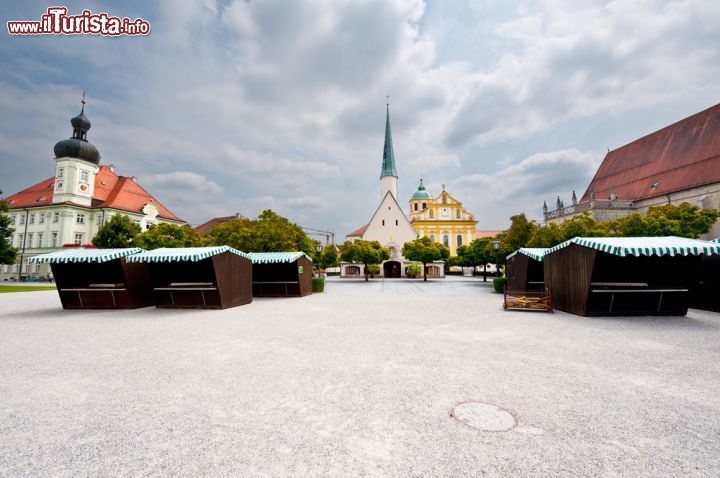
[52,93,101,206]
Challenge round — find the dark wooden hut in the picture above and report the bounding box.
[543,237,720,316]
[29,247,153,309]
[127,246,252,309]
[248,252,313,297]
[505,248,548,292]
[690,238,720,311]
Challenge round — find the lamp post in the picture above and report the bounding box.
[492,240,500,277]
[315,242,323,276]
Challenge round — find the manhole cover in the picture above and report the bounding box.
[450,401,516,431]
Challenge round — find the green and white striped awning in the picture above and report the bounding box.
[127,246,250,263]
[247,252,311,264]
[712,238,720,243]
[28,248,144,264]
[546,236,720,257]
[506,248,549,262]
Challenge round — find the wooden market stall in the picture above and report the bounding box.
[503,247,552,312]
[543,236,720,316]
[690,238,720,312]
[28,247,153,309]
[248,252,313,297]
[127,246,252,309]
[505,248,548,292]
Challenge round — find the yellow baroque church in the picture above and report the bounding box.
[408,180,478,257]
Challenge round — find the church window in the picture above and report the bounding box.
[442,195,447,204]
[422,202,427,210]
[57,168,64,178]
[457,235,463,247]
[414,203,418,211]
[443,235,449,247]
[395,219,398,226]
[429,235,435,242]
[81,170,89,182]
[382,220,385,226]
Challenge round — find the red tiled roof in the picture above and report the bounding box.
[5,165,183,222]
[195,214,245,235]
[581,103,720,203]
[474,230,502,239]
[347,224,369,237]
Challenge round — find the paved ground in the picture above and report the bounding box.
[1,276,719,477]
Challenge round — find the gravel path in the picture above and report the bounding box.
[1,277,719,477]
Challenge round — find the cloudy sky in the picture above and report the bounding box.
[2,0,719,239]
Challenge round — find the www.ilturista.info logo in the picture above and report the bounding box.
[7,7,150,36]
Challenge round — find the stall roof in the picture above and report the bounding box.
[127,246,250,263]
[247,252,311,264]
[506,248,549,262]
[546,236,720,257]
[29,248,144,264]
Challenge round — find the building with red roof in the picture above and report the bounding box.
[543,102,720,239]
[1,97,184,281]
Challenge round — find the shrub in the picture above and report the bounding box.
[312,277,325,293]
[493,276,507,293]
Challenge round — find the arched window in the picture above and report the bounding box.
[443,235,449,247]
[422,202,427,210]
[382,219,385,226]
[429,235,435,243]
[395,219,398,226]
[457,234,463,247]
[414,203,418,211]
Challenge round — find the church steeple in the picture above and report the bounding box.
[380,100,398,200]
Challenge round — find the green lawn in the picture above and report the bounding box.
[0,285,57,293]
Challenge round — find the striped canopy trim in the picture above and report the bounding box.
[248,252,311,264]
[546,236,720,257]
[712,238,720,243]
[127,246,250,263]
[28,248,144,264]
[506,248,548,262]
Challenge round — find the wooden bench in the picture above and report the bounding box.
[252,281,299,296]
[589,282,689,313]
[60,283,127,308]
[154,282,218,306]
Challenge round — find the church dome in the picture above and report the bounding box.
[53,95,100,164]
[54,138,100,164]
[411,179,432,200]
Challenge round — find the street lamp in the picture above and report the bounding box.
[492,240,500,277]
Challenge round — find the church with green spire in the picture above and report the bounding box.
[342,103,426,278]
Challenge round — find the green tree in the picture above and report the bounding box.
[317,244,339,269]
[402,236,450,281]
[559,212,607,241]
[92,214,141,248]
[503,214,538,250]
[641,203,718,238]
[133,223,199,250]
[0,200,18,265]
[468,237,495,281]
[340,240,390,281]
[527,222,563,248]
[202,210,314,253]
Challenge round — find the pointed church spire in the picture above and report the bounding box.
[381,99,398,178]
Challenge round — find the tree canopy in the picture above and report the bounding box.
[92,214,141,248]
[202,209,314,253]
[316,244,339,269]
[340,240,390,281]
[402,236,450,281]
[0,200,18,264]
[132,223,199,250]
